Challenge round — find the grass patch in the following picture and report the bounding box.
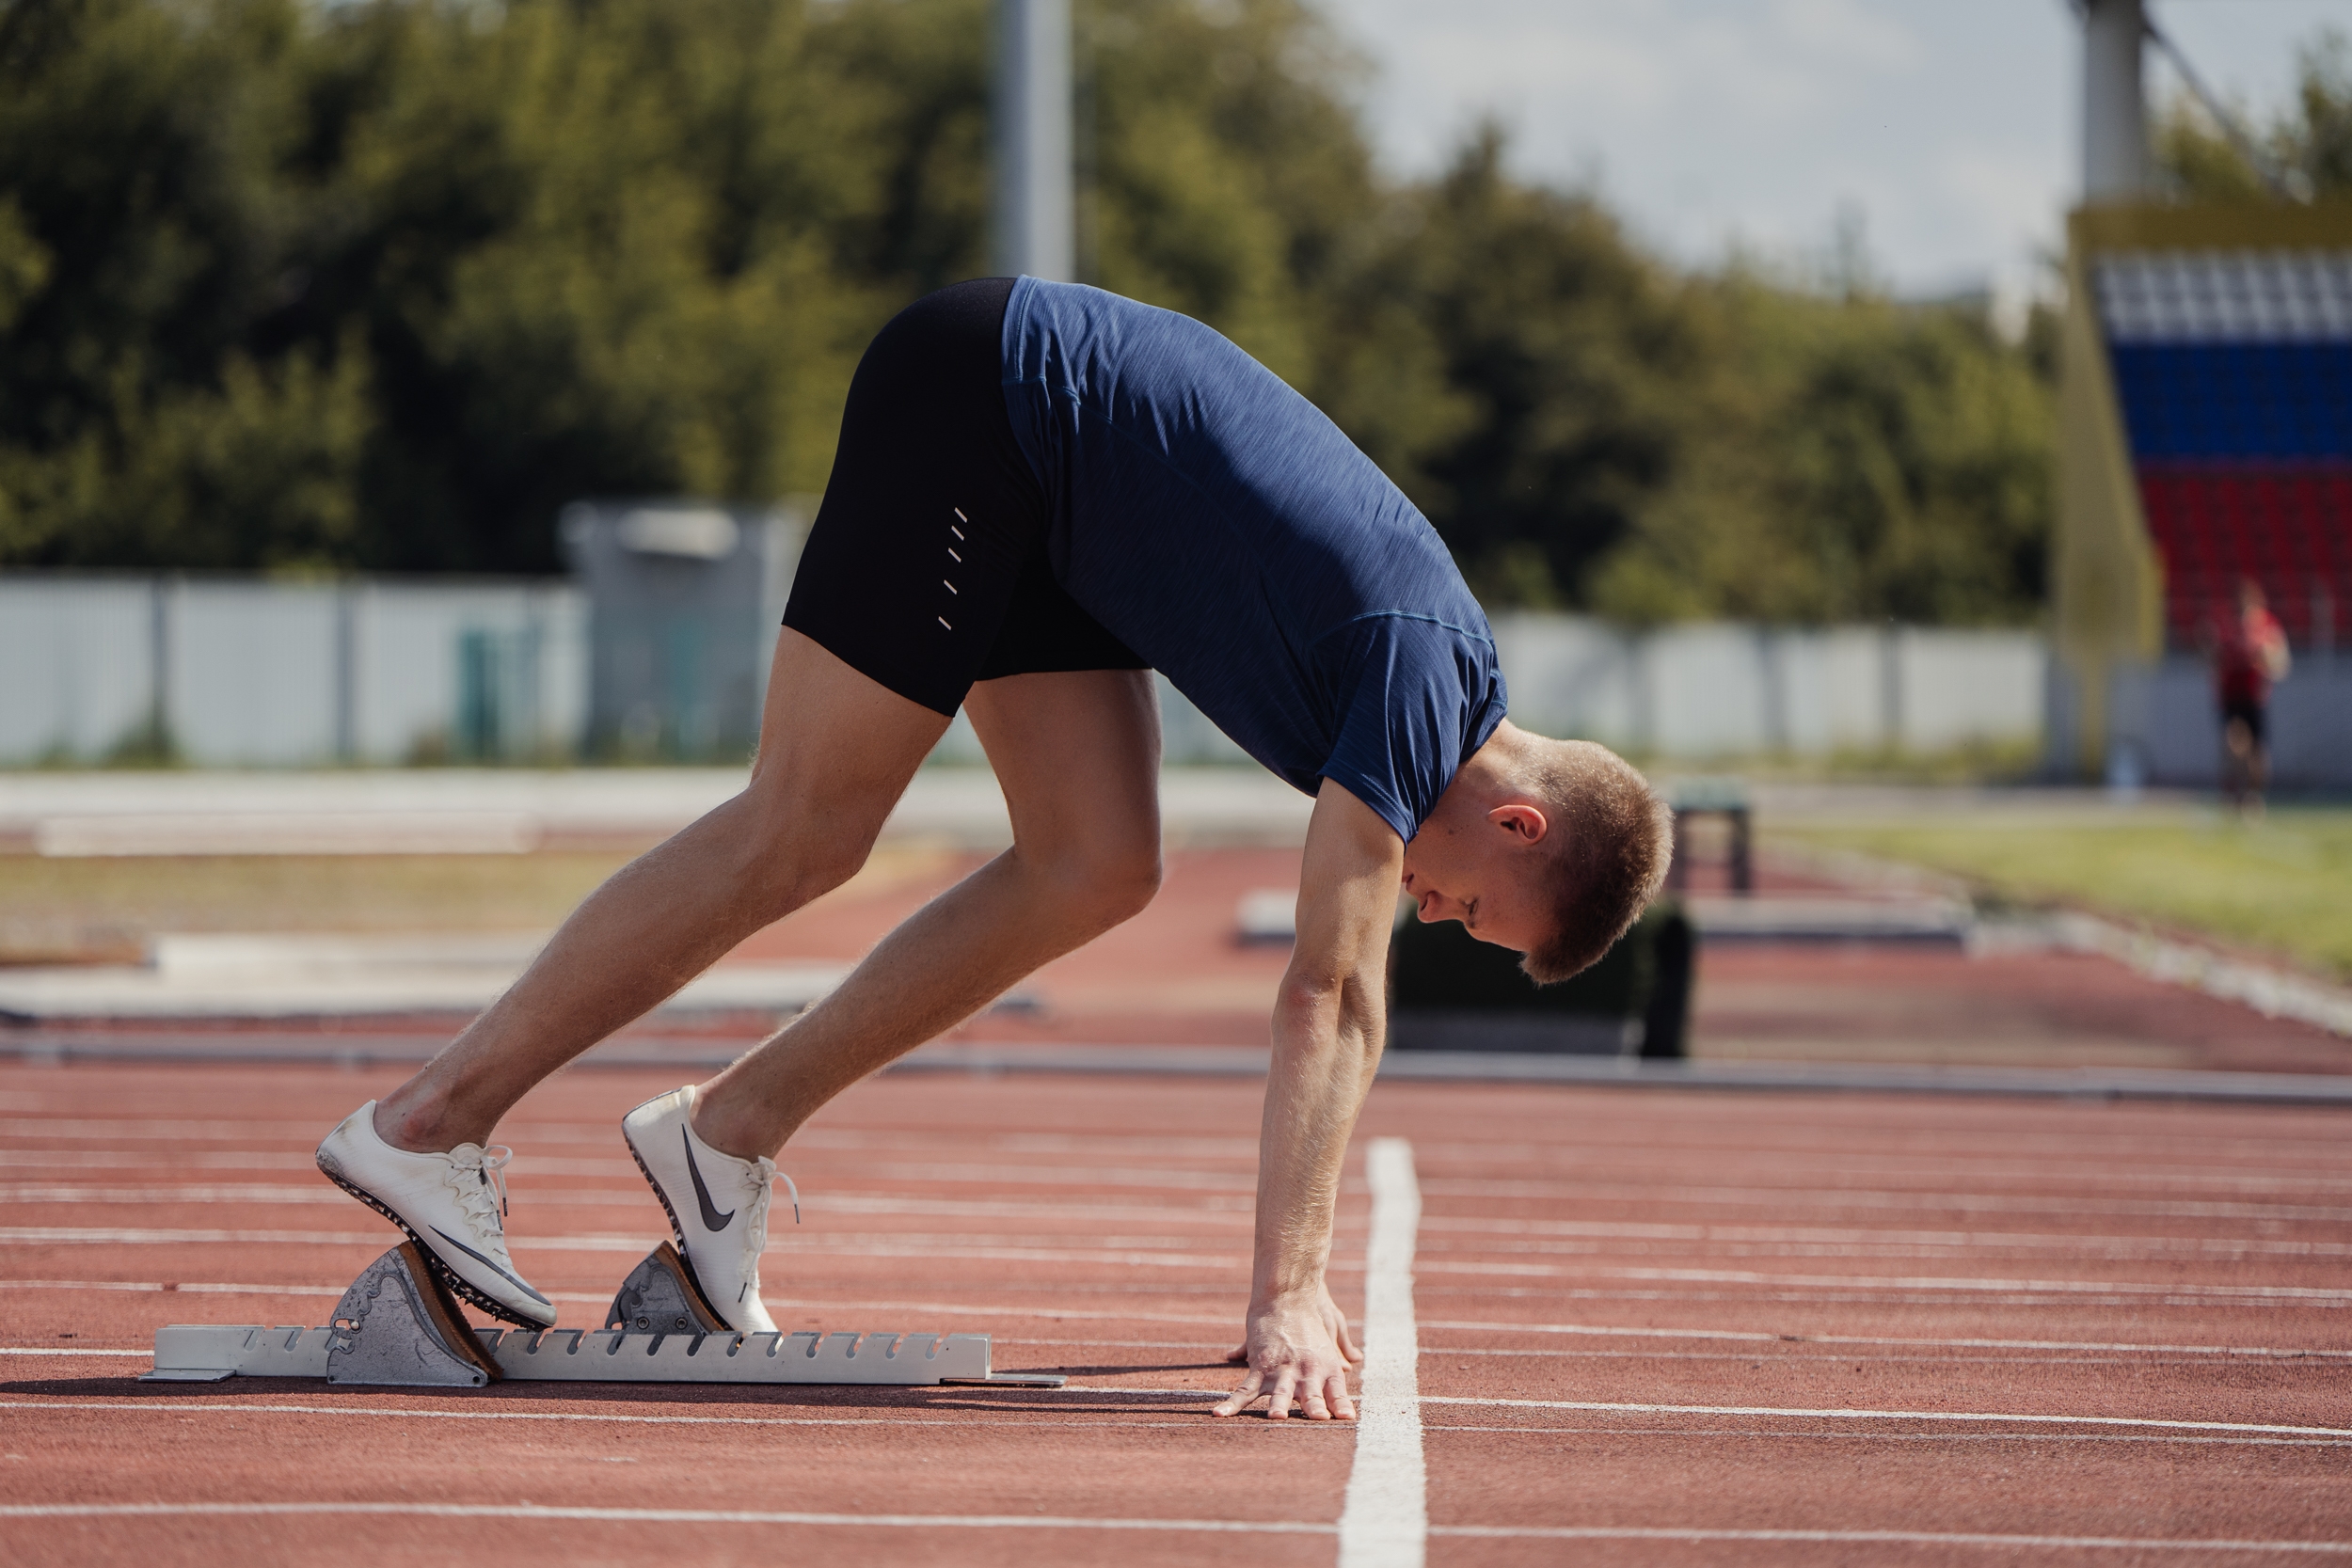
[0,853,637,958]
[0,844,961,962]
[1774,807,2352,982]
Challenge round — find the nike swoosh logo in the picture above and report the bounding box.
[428,1226,552,1305]
[683,1129,735,1232]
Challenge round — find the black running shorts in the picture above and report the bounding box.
[782,277,1145,718]
[2220,694,2267,746]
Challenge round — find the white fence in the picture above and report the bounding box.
[2110,655,2352,789]
[0,576,586,767]
[2,573,2052,768]
[1488,615,2046,758]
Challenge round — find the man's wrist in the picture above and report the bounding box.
[1248,1275,1327,1312]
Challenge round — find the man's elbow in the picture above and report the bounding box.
[1273,968,1384,1052]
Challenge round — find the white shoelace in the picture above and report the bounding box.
[446,1145,514,1245]
[733,1160,800,1306]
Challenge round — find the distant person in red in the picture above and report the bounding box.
[2212,578,2292,811]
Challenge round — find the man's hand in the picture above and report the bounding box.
[1225,1279,1362,1371]
[1214,1291,1360,1420]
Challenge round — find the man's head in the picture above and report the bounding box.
[1402,722,1673,984]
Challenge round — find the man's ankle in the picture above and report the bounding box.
[373,1092,469,1155]
[687,1083,783,1164]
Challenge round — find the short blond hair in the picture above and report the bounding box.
[1518,739,1673,984]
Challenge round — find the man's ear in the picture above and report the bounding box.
[1488,802,1548,845]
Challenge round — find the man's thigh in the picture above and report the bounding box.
[742,628,951,859]
[963,669,1162,862]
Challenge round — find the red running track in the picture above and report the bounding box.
[2,1061,2348,1564]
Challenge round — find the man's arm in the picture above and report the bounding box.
[1214,777,1403,1420]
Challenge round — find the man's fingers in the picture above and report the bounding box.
[1333,1317,1364,1366]
[1224,1343,1248,1365]
[1211,1368,1263,1418]
[1264,1367,1300,1420]
[1298,1380,1331,1421]
[1325,1367,1359,1421]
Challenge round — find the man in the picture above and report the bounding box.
[2212,578,2291,812]
[314,277,1671,1421]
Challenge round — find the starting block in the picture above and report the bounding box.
[145,1242,1063,1389]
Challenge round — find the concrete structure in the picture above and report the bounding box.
[2052,207,2352,784]
[558,499,803,761]
[2053,2,2352,784]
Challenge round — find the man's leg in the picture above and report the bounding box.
[690,666,1162,1159]
[372,629,950,1153]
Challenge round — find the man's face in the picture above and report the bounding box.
[1399,807,1549,955]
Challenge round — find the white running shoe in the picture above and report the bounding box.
[620,1085,797,1334]
[315,1101,557,1329]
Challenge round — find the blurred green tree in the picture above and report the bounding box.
[0,0,2060,629]
[2154,28,2351,202]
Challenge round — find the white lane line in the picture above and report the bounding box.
[0,1502,1329,1533]
[1416,1396,2352,1440]
[1427,1527,2352,1553]
[1410,1261,2352,1302]
[64,1186,2352,1257]
[1425,1426,2352,1448]
[13,1402,2344,1451]
[31,1227,2341,1297]
[0,1228,1259,1270]
[1419,1318,2352,1361]
[1339,1136,1425,1568]
[1421,1214,2352,1258]
[0,1401,1202,1433]
[0,1279,1246,1327]
[0,1187,1260,1226]
[0,1347,148,1356]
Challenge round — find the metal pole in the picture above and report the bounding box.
[2082,0,2150,201]
[993,0,1073,280]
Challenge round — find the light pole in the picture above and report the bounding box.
[993,0,1074,280]
[2080,0,2150,201]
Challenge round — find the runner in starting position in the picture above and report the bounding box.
[314,277,1672,1420]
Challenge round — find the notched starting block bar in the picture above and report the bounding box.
[144,1243,1065,1389]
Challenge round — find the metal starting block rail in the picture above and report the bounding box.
[145,1242,1063,1390]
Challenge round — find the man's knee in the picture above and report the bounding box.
[1031,832,1163,932]
[731,795,883,919]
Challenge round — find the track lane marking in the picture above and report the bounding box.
[1417,1319,2352,1360]
[0,1503,2343,1552]
[1415,1396,2352,1439]
[0,1279,1249,1326]
[1423,1425,2352,1447]
[0,1502,1332,1532]
[17,1229,2342,1301]
[21,1187,2344,1255]
[8,1402,2346,1451]
[0,1401,1223,1432]
[1339,1136,1424,1568]
[1425,1528,2352,1552]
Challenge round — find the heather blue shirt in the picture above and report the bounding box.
[1000,277,1507,842]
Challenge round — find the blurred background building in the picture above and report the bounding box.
[2054,0,2351,790]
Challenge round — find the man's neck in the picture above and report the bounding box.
[1458,719,1530,803]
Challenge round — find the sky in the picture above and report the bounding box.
[1312,0,2351,302]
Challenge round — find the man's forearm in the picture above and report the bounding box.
[1250,975,1383,1303]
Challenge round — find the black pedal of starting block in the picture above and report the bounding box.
[606,1241,732,1335]
[326,1243,503,1387]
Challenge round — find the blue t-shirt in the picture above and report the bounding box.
[1000,277,1507,842]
